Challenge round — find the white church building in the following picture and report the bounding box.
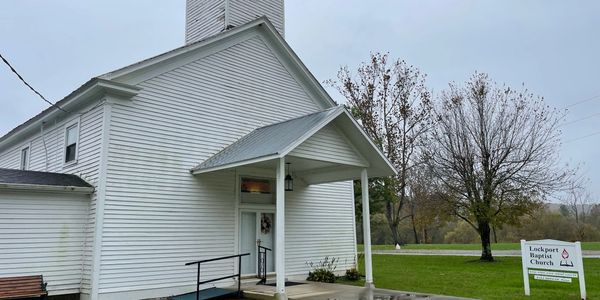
[0,1,395,299]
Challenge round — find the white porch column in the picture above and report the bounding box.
[275,158,287,299]
[361,168,374,288]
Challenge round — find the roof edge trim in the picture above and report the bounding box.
[0,183,95,194]
[279,106,345,156]
[0,78,140,148]
[191,153,280,174]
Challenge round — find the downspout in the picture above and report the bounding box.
[41,122,49,171]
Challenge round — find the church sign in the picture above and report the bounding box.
[521,239,586,299]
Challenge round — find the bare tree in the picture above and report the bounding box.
[328,53,432,245]
[561,177,595,240]
[408,164,452,244]
[425,73,569,261]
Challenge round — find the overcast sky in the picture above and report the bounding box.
[1,1,599,198]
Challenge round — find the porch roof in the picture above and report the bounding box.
[191,106,397,183]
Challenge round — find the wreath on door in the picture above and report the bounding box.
[261,214,272,234]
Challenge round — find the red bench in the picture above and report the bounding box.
[0,275,47,300]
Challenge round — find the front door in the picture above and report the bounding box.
[240,211,275,275]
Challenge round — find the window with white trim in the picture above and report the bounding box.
[20,146,29,170]
[65,123,79,163]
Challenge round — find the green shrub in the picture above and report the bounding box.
[307,268,336,283]
[345,268,360,281]
[306,256,338,283]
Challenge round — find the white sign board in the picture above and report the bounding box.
[521,239,586,299]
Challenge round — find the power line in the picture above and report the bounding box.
[562,93,600,109]
[564,130,600,144]
[0,52,67,112]
[562,111,600,126]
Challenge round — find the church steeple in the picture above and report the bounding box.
[185,0,284,44]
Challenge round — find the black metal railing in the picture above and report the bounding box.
[185,253,250,300]
[256,245,272,285]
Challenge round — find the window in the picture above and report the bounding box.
[64,123,79,163]
[240,177,275,204]
[20,146,29,170]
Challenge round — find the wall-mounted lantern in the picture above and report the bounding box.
[285,162,293,191]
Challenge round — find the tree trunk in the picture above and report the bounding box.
[492,226,498,244]
[411,214,419,244]
[479,221,494,261]
[389,223,401,245]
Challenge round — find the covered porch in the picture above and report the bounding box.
[191,107,397,299]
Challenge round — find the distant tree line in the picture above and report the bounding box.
[329,52,595,262]
[356,202,600,245]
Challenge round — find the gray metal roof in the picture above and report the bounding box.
[192,107,342,172]
[0,168,93,188]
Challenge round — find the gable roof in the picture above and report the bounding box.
[0,16,334,150]
[0,78,140,150]
[191,106,397,179]
[192,107,341,172]
[0,168,94,193]
[100,16,336,109]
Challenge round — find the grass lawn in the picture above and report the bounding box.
[358,242,600,252]
[338,254,599,300]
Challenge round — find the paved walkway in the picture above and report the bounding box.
[372,249,600,258]
[241,280,475,300]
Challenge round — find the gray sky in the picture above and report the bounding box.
[1,1,599,198]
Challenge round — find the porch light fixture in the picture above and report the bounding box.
[285,162,293,191]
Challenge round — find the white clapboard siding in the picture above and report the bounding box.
[0,104,105,294]
[185,0,225,44]
[229,0,284,37]
[290,123,368,167]
[285,181,356,275]
[0,191,90,295]
[185,0,284,44]
[96,33,356,297]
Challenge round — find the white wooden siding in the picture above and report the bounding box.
[0,191,90,295]
[285,181,356,275]
[185,0,225,44]
[290,123,368,167]
[97,33,356,297]
[0,103,105,294]
[185,0,284,45]
[229,0,284,37]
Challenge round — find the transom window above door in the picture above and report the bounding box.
[240,177,275,204]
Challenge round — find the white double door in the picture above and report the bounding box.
[240,210,275,275]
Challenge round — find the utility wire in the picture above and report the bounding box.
[562,111,600,126]
[564,130,600,144]
[0,52,67,112]
[562,94,600,109]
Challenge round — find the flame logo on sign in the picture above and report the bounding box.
[562,249,569,259]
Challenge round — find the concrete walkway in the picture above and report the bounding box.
[239,280,475,300]
[372,249,600,258]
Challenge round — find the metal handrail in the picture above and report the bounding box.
[185,253,250,300]
[257,246,272,284]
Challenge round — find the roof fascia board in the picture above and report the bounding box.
[257,20,336,109]
[108,28,262,85]
[191,154,279,174]
[329,122,370,167]
[0,183,94,194]
[103,17,268,83]
[279,107,345,156]
[340,109,398,176]
[0,79,139,149]
[103,17,336,109]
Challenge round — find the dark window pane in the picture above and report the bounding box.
[65,143,77,162]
